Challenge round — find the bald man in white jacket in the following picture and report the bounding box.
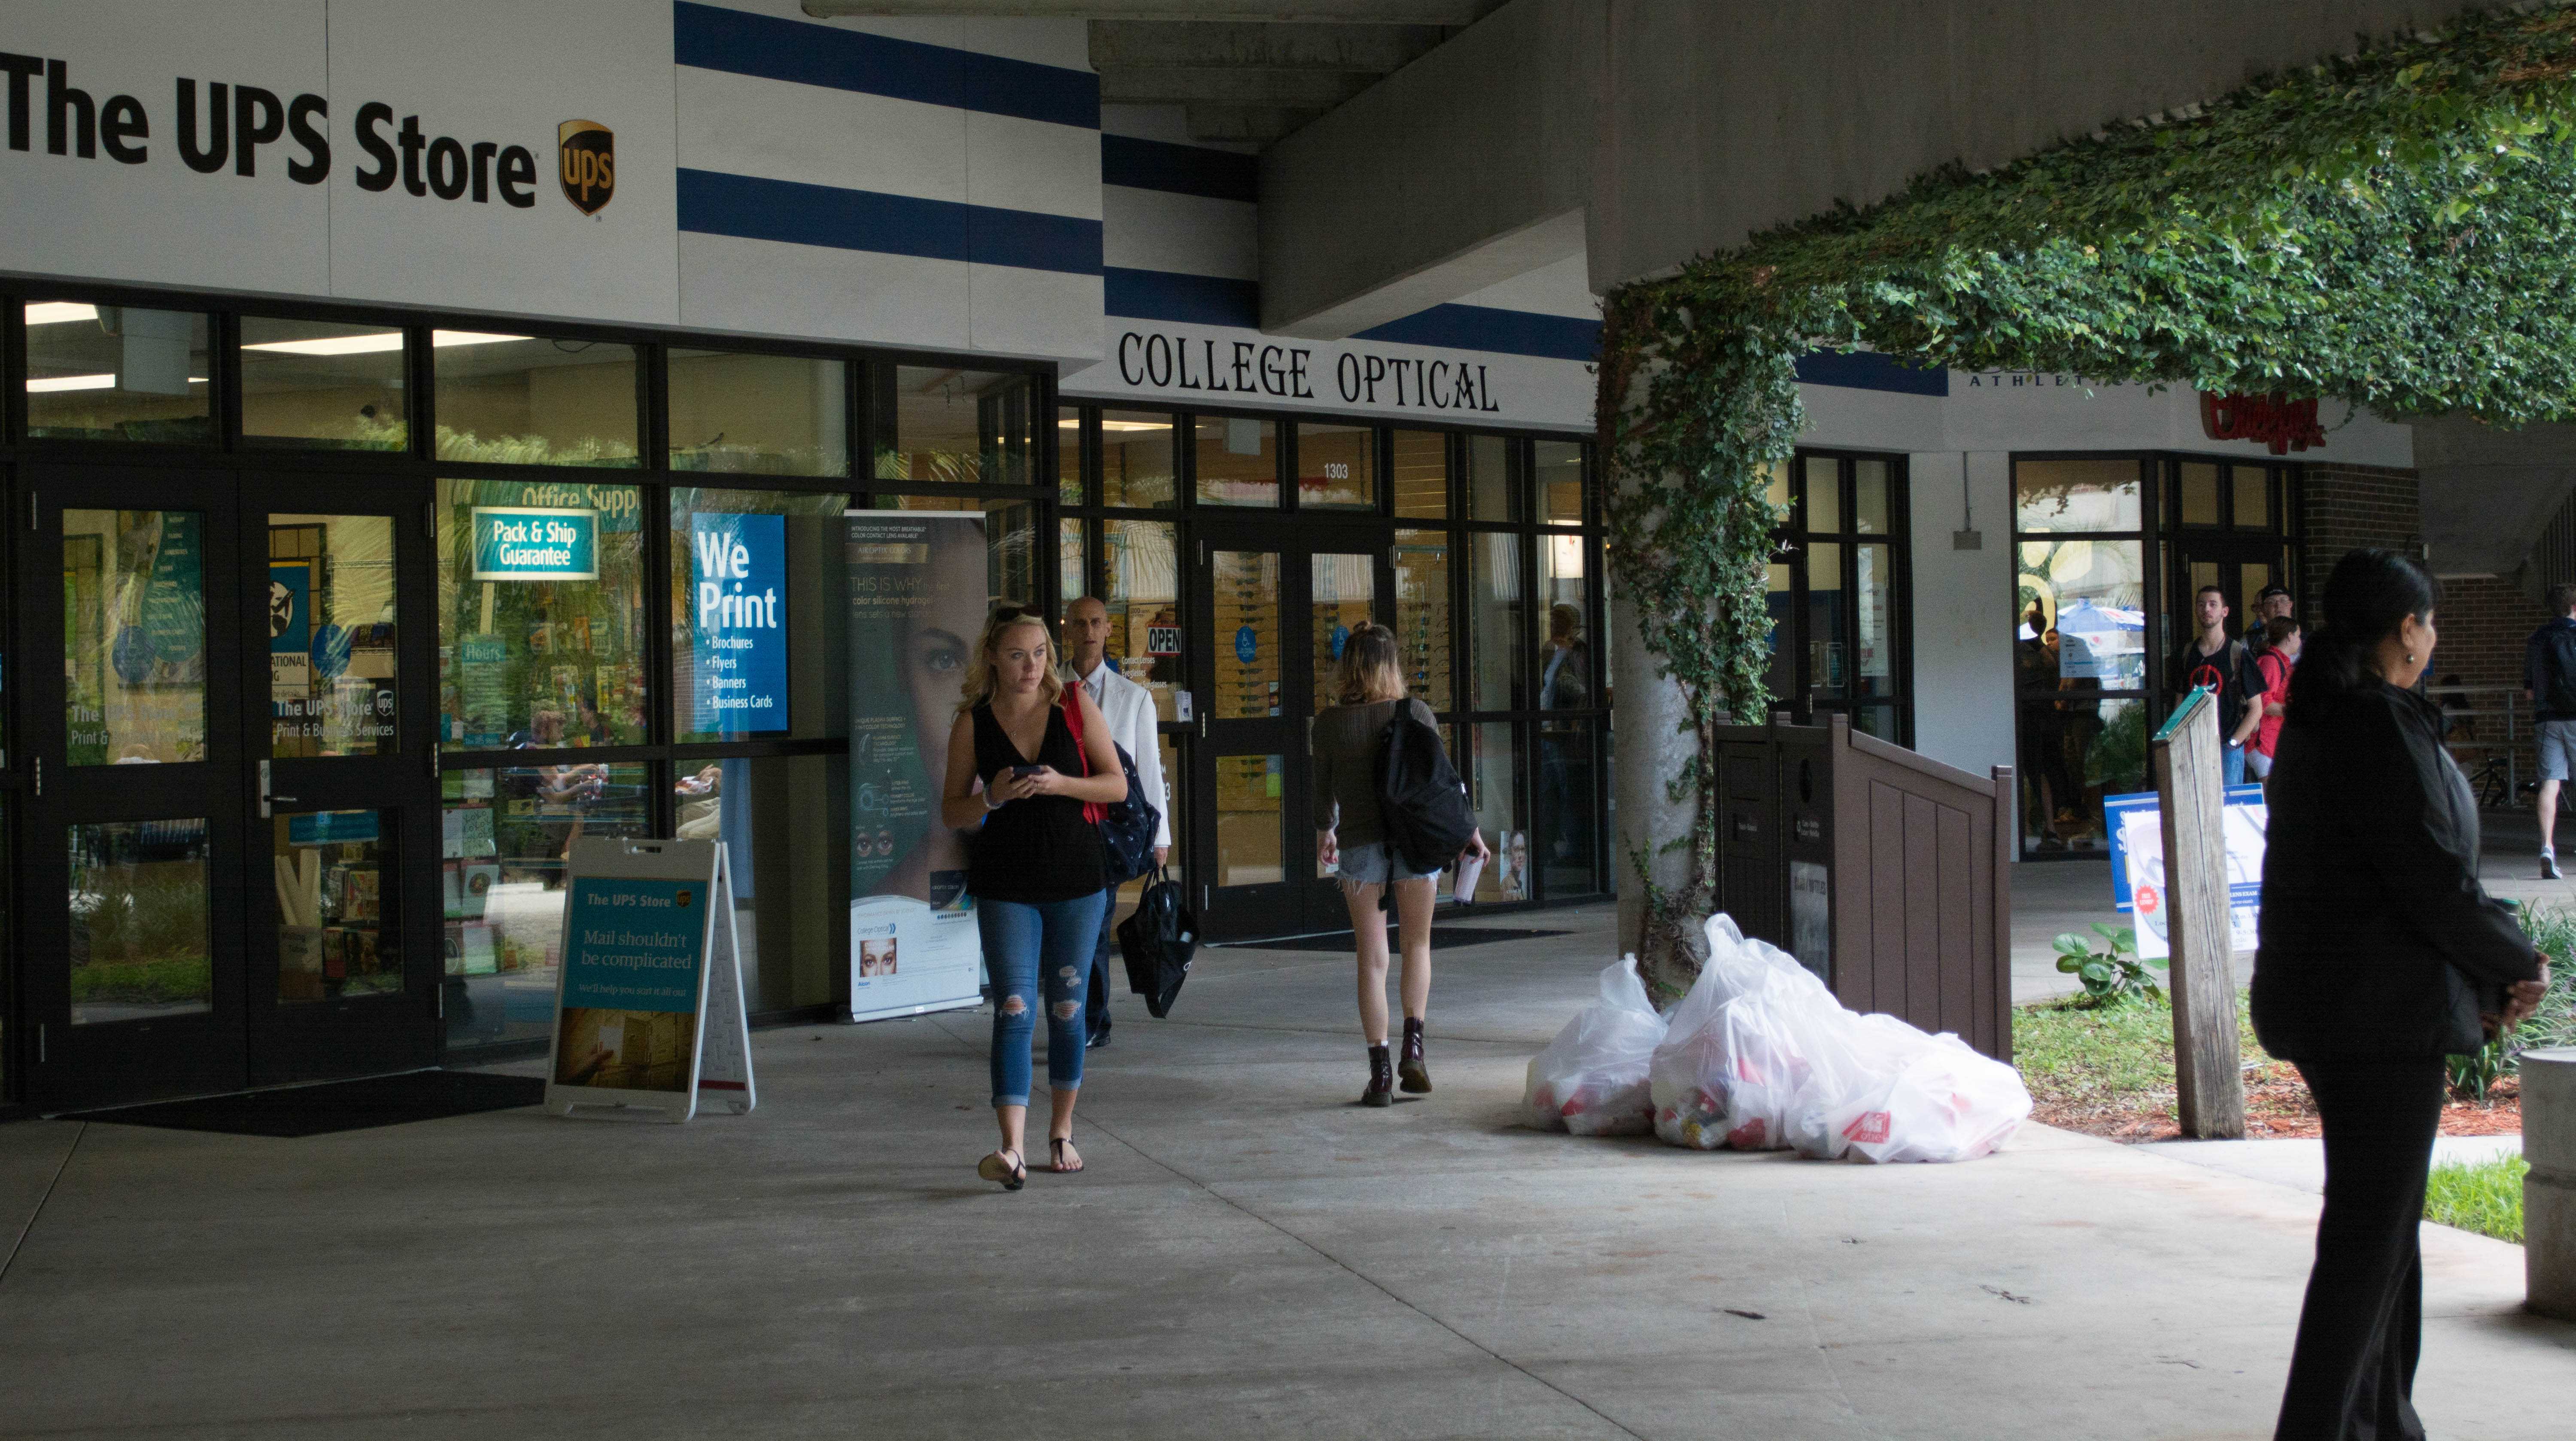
[1063,597,1170,1047]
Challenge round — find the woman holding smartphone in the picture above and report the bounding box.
[940,605,1127,1189]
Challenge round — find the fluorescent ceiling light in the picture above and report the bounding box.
[24,374,207,392]
[1058,418,1172,432]
[246,332,404,357]
[25,302,100,326]
[431,331,531,348]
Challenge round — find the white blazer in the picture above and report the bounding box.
[1069,658,1172,849]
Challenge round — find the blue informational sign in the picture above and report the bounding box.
[2105,785,2267,912]
[1235,625,1258,663]
[690,513,787,734]
[559,877,708,1013]
[470,506,598,581]
[268,564,310,654]
[287,810,381,846]
[1329,623,1350,660]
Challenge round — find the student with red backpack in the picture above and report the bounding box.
[2247,616,2303,781]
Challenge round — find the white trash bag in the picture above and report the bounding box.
[1524,955,1668,1135]
[1650,912,2032,1162]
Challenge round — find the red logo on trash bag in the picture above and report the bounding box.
[1843,1111,1892,1144]
[1728,1119,1767,1149]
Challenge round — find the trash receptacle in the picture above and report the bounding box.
[1709,712,2014,1060]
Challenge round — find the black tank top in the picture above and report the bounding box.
[968,701,1107,904]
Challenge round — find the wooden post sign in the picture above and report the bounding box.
[543,837,755,1123]
[2150,688,2247,1139]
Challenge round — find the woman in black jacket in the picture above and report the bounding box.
[2253,549,2551,1441]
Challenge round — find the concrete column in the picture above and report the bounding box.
[2526,1047,2576,1321]
[1609,545,1698,981]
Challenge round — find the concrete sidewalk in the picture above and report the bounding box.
[2,904,2567,1439]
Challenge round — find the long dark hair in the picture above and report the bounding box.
[2285,549,2439,723]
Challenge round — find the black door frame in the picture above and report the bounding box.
[1188,514,1395,940]
[18,467,249,1110]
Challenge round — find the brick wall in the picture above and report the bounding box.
[2429,573,2547,781]
[2299,463,2421,619]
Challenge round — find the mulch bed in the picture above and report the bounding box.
[2035,1068,2523,1143]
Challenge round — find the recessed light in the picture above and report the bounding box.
[245,332,404,357]
[25,302,100,326]
[431,331,532,348]
[26,373,116,392]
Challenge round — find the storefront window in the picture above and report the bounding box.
[1212,549,1280,719]
[2015,537,2147,686]
[441,763,653,1049]
[273,809,400,1003]
[2178,461,2221,527]
[878,366,1035,486]
[1535,718,1598,897]
[675,753,847,1013]
[1854,542,1896,699]
[1214,753,1283,885]
[64,508,206,765]
[2020,697,2146,854]
[240,316,408,451]
[2233,465,2274,529]
[1395,528,1453,710]
[268,513,399,758]
[1466,434,1516,521]
[1392,429,1448,518]
[1056,407,1085,504]
[1103,410,1177,507]
[1765,451,1911,738]
[1060,518,1086,603]
[1467,722,1528,902]
[667,349,848,477]
[1854,458,1891,534]
[1104,519,1183,721]
[1298,421,1375,510]
[2016,458,2142,532]
[881,493,1037,605]
[1470,532,1525,711]
[71,819,212,1024]
[1536,440,1585,524]
[25,301,213,443]
[1195,416,1279,507]
[433,332,639,467]
[669,488,849,744]
[437,479,648,748]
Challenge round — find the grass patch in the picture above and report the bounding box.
[2014,989,2305,1139]
[70,956,212,1005]
[2424,1154,2528,1243]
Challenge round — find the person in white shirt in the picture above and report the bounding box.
[1061,597,1171,1047]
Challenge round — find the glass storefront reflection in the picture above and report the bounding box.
[441,764,651,1047]
[674,753,846,1013]
[274,809,399,1002]
[269,513,398,758]
[2019,696,2145,852]
[71,819,211,1025]
[26,301,213,443]
[65,509,207,765]
[437,479,647,749]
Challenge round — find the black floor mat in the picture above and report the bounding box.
[1223,926,1570,953]
[66,1070,547,1138]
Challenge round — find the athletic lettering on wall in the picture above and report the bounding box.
[0,51,609,215]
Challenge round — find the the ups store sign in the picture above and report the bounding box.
[0,48,612,216]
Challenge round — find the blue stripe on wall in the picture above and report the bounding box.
[1793,349,1950,396]
[1355,304,1601,363]
[1100,134,1258,203]
[674,1,1100,130]
[1104,267,1262,327]
[679,168,1104,275]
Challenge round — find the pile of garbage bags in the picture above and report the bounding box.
[1523,913,2030,1164]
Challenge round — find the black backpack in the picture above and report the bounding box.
[1115,868,1198,1017]
[1375,703,1477,875]
[1098,741,1162,884]
[2536,622,2576,719]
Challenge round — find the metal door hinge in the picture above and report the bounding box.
[32,755,40,797]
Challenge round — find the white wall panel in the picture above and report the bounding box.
[966,109,1101,222]
[676,66,966,204]
[1102,186,1258,279]
[969,264,1104,364]
[1906,450,2019,789]
[677,231,967,352]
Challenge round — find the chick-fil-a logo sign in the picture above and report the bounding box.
[2200,392,2326,455]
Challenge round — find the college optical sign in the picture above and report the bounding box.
[471,507,598,581]
[1061,319,1593,432]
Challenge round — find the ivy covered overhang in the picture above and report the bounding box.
[1599,3,2576,965]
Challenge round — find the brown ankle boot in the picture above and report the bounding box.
[1363,1045,1394,1107]
[1398,1018,1431,1093]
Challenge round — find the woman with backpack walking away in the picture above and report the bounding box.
[939,606,1127,1190]
[2254,550,2550,1440]
[1309,624,1490,1106]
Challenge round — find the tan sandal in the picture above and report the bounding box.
[976,1147,1026,1191]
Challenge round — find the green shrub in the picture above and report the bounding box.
[2450,902,2576,1099]
[2052,924,2166,1008]
[2423,1154,2527,1244]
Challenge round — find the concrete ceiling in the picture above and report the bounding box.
[803,1,1509,143]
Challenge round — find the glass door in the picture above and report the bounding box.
[19,470,247,1110]
[243,479,440,1086]
[1189,522,1390,942]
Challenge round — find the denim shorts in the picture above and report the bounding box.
[2541,719,2576,782]
[1334,841,1434,890]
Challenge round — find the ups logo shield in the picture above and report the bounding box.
[559,120,614,215]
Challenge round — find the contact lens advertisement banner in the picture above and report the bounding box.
[845,511,987,1024]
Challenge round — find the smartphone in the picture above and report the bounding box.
[1011,764,1044,778]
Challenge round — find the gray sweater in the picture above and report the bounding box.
[1309,697,1438,849]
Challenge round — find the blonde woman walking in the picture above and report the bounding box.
[939,606,1127,1189]
[1310,623,1489,1105]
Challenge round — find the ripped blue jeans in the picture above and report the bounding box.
[979,891,1109,1108]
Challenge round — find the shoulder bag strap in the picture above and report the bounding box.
[1061,694,1106,825]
